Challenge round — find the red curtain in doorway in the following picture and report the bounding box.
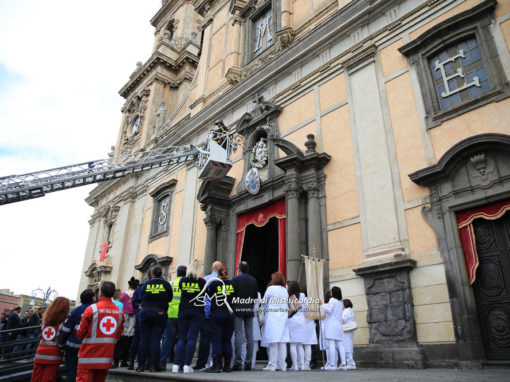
[456,199,510,284]
[235,199,286,277]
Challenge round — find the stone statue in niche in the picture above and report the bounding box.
[250,137,268,169]
[154,100,167,137]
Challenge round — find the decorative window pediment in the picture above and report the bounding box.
[399,0,509,128]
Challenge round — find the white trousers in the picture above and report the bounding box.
[343,331,355,367]
[304,344,311,368]
[289,343,304,369]
[267,342,287,370]
[326,339,345,367]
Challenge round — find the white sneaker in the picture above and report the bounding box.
[322,365,336,370]
[171,364,179,373]
[303,365,312,371]
[183,365,194,373]
[262,365,276,371]
[346,365,356,370]
[337,365,348,370]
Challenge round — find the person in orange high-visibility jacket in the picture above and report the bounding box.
[31,297,70,382]
[76,281,124,382]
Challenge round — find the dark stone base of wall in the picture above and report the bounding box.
[354,343,484,369]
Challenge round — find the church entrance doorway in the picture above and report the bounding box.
[235,199,286,294]
[241,217,279,294]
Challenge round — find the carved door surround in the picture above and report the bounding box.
[410,133,510,364]
[197,98,330,288]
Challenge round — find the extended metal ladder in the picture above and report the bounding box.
[0,132,233,205]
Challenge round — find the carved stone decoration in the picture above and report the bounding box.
[226,67,242,85]
[305,134,317,154]
[354,259,419,345]
[470,153,486,176]
[277,27,295,48]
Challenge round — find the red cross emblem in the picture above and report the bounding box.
[99,316,117,335]
[42,326,56,341]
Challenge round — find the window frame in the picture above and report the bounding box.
[399,0,509,129]
[241,0,280,66]
[149,179,176,242]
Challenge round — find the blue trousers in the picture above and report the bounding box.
[137,309,167,369]
[211,312,234,362]
[174,311,204,366]
[196,318,212,367]
[160,318,178,365]
[64,347,79,382]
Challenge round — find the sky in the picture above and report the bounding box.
[0,0,161,300]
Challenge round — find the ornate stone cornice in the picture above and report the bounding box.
[151,0,181,28]
[340,43,377,73]
[195,0,223,17]
[120,51,199,98]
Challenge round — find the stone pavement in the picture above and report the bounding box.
[107,367,510,382]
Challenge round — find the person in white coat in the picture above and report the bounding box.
[261,272,289,371]
[341,299,356,370]
[287,281,305,371]
[319,286,346,370]
[299,290,317,370]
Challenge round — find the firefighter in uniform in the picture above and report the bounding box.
[58,289,95,382]
[31,297,70,382]
[136,265,173,372]
[212,119,228,149]
[160,265,186,369]
[76,281,124,382]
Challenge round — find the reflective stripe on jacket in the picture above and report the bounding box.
[34,323,63,365]
[76,297,124,369]
[168,276,182,318]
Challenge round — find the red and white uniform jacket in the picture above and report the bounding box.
[34,323,64,365]
[76,297,124,369]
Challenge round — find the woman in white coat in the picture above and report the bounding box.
[261,272,289,371]
[319,286,346,370]
[287,281,305,371]
[300,290,317,370]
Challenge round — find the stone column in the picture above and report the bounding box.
[285,182,300,282]
[226,15,242,85]
[203,215,218,273]
[306,183,322,259]
[232,16,241,68]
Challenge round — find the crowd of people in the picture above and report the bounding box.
[2,258,357,381]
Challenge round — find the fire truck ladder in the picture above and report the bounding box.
[0,132,233,206]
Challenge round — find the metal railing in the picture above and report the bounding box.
[0,325,40,381]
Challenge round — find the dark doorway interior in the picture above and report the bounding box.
[472,210,510,361]
[241,217,279,295]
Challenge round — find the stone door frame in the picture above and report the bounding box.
[410,133,510,365]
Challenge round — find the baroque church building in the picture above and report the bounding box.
[78,0,510,367]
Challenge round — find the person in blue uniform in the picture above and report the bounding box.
[205,266,236,373]
[58,289,95,382]
[126,273,145,370]
[172,259,206,374]
[136,265,172,372]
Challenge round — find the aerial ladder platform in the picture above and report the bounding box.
[0,131,233,205]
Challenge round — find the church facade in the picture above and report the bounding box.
[78,0,510,367]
